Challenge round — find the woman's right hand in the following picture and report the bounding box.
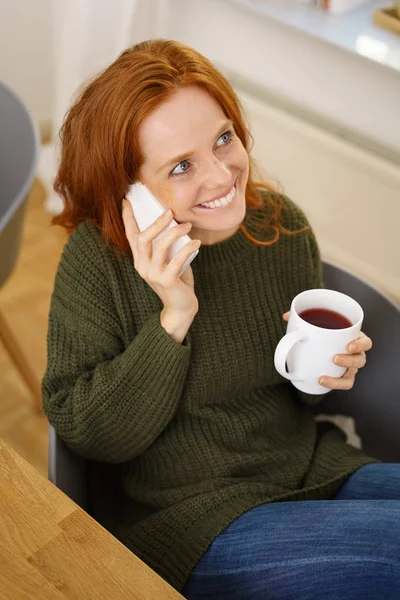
[122,199,201,343]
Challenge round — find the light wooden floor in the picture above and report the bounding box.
[0,180,67,476]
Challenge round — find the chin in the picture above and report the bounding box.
[214,206,246,232]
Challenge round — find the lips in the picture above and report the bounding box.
[195,179,237,206]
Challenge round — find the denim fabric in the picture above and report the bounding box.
[183,464,400,599]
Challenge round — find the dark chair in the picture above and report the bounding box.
[48,424,89,510]
[48,261,400,509]
[318,261,400,463]
[0,81,42,410]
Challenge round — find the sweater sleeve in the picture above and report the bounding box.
[42,224,191,464]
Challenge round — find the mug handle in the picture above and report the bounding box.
[274,329,307,381]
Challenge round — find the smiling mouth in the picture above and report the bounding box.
[195,182,237,210]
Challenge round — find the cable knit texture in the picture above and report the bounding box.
[42,193,377,592]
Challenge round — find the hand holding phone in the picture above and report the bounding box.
[122,183,201,342]
[125,183,199,276]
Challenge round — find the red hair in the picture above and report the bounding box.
[53,39,306,251]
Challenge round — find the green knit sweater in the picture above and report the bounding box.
[42,193,376,592]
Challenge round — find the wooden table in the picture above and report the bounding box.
[0,439,184,599]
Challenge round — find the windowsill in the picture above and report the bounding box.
[230,0,400,73]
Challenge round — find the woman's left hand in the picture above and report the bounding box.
[282,312,373,391]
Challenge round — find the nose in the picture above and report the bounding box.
[201,156,232,190]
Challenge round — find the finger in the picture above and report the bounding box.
[122,199,154,268]
[282,312,289,322]
[122,199,146,267]
[162,238,201,282]
[347,333,372,354]
[333,351,366,369]
[122,198,140,239]
[134,207,174,264]
[138,208,173,246]
[343,366,359,380]
[151,222,193,270]
[319,367,358,390]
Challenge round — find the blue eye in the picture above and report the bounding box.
[171,159,191,176]
[169,130,234,178]
[216,130,234,147]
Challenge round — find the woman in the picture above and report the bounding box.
[43,39,400,599]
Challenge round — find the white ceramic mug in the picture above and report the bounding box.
[274,288,364,395]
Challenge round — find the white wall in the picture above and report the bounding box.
[0,0,54,125]
[0,0,152,134]
[241,91,400,301]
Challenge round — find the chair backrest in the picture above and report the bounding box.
[48,261,400,504]
[0,81,39,288]
[48,425,89,510]
[317,261,400,462]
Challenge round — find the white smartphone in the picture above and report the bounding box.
[125,182,199,276]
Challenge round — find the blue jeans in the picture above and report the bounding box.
[183,464,400,599]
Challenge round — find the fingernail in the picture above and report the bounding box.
[185,222,192,229]
[163,209,172,220]
[349,344,356,353]
[319,377,327,386]
[334,356,342,366]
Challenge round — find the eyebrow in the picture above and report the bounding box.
[156,119,234,174]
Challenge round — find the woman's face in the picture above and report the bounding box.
[137,85,250,245]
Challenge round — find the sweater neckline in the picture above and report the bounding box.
[192,222,256,271]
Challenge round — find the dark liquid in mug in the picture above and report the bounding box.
[299,308,352,330]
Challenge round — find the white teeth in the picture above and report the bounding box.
[199,184,236,209]
[220,197,229,207]
[208,200,217,208]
